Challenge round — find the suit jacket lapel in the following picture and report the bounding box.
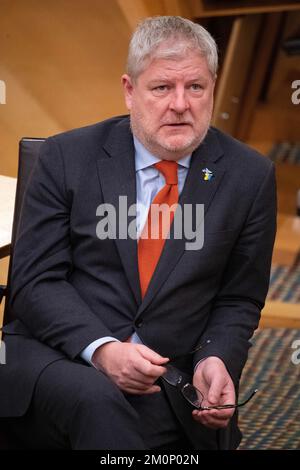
[96,118,142,305]
[136,128,226,317]
[96,121,226,314]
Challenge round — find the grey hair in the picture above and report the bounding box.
[126,16,218,79]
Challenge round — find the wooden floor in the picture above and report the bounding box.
[261,301,300,328]
[273,213,300,266]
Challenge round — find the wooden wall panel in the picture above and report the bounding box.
[212,14,263,135]
[247,11,300,145]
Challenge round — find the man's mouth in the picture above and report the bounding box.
[163,122,190,127]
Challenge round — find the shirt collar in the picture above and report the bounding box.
[133,136,191,171]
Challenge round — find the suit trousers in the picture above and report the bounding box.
[4,357,192,450]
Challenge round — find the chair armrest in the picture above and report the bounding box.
[0,285,7,303]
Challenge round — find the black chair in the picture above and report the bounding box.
[0,138,45,448]
[0,138,45,325]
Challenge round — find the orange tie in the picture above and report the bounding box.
[138,160,179,298]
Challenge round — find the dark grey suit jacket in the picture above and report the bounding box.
[0,116,277,449]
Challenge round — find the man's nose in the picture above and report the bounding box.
[169,89,189,114]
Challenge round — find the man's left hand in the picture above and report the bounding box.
[192,356,235,429]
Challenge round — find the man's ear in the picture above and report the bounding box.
[121,74,134,110]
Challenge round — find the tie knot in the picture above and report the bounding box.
[155,160,178,185]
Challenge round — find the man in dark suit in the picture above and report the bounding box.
[0,16,276,449]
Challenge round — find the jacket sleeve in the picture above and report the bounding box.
[193,162,277,384]
[10,137,114,359]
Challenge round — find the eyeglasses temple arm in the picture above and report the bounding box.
[199,389,258,410]
[238,388,258,406]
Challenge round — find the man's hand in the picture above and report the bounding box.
[92,342,169,395]
[192,356,235,429]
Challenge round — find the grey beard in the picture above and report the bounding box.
[129,116,210,159]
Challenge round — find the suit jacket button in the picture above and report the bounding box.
[136,321,143,328]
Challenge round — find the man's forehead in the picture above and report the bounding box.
[140,53,211,79]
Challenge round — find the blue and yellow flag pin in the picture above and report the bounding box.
[202,168,214,181]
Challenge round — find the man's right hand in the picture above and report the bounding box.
[92,342,169,395]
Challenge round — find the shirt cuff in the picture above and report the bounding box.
[194,356,226,373]
[80,337,120,367]
[194,357,211,373]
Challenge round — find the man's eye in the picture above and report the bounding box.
[153,85,168,92]
[190,84,203,91]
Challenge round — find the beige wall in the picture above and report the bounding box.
[0,0,134,177]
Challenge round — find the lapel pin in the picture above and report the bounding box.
[202,168,214,181]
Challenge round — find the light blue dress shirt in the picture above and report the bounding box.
[80,137,191,366]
